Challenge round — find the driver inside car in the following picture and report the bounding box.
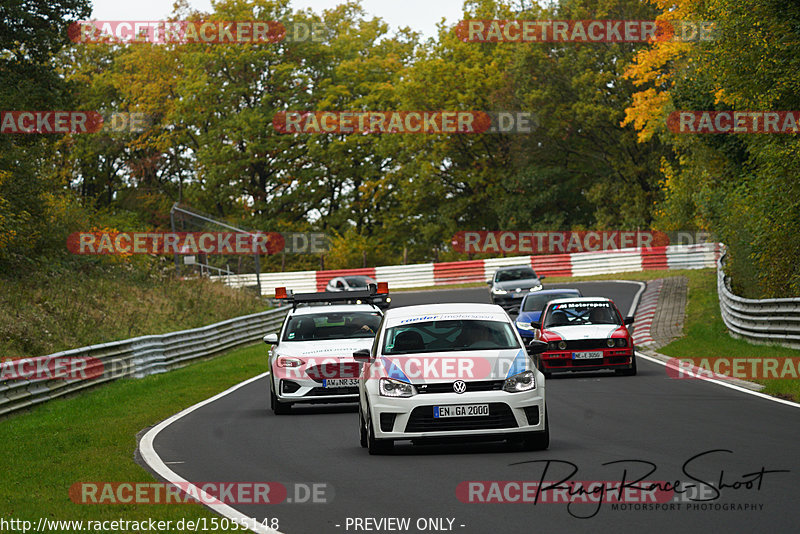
[349,315,381,334]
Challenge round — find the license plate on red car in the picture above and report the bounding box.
[572,351,603,360]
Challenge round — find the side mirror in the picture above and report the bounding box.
[531,321,541,330]
[539,274,546,281]
[624,316,635,325]
[263,333,279,345]
[526,339,548,355]
[353,349,372,362]
[486,280,493,285]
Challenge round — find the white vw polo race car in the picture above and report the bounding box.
[355,303,549,454]
[263,286,387,414]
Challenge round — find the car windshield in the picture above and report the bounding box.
[521,291,580,312]
[543,302,621,327]
[283,311,382,341]
[382,319,520,354]
[345,276,374,288]
[495,267,537,282]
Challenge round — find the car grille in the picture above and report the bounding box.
[305,386,359,396]
[415,380,504,394]
[306,362,361,381]
[404,403,517,432]
[561,339,613,350]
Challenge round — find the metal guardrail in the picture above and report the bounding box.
[718,253,800,349]
[0,307,289,417]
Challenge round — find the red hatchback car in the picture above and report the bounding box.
[532,297,636,377]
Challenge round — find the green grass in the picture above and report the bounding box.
[0,343,266,528]
[657,270,800,401]
[0,263,266,360]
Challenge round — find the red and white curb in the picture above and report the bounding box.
[632,279,664,347]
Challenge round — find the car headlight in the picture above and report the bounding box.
[516,321,532,330]
[379,377,416,397]
[616,338,627,347]
[607,338,615,348]
[276,356,305,368]
[547,341,567,351]
[491,287,508,295]
[503,370,536,392]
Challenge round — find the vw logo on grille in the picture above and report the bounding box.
[453,380,467,394]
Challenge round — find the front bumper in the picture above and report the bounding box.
[540,348,634,373]
[366,387,546,441]
[273,377,359,404]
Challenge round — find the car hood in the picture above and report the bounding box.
[516,311,543,323]
[543,324,623,339]
[377,348,531,384]
[276,338,373,359]
[494,279,542,291]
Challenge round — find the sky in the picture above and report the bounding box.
[89,0,467,39]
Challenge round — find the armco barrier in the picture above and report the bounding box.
[218,243,721,296]
[718,253,800,349]
[0,307,288,417]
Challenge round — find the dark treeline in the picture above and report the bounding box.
[1,0,798,298]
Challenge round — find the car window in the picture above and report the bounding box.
[345,276,374,288]
[283,312,382,341]
[521,291,580,312]
[543,302,621,327]
[382,319,519,354]
[495,268,537,282]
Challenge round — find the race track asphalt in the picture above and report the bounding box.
[146,282,800,534]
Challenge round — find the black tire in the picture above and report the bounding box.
[616,354,638,376]
[358,403,368,448]
[270,383,291,415]
[520,409,549,451]
[366,406,393,455]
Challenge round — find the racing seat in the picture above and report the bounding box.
[393,330,425,352]
[548,310,569,327]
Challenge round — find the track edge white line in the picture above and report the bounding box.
[636,352,800,409]
[138,371,283,534]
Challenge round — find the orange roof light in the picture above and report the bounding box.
[377,282,389,294]
[275,287,288,299]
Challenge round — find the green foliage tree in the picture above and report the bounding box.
[625,0,800,297]
[0,0,91,266]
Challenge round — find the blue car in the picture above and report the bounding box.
[514,288,582,338]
